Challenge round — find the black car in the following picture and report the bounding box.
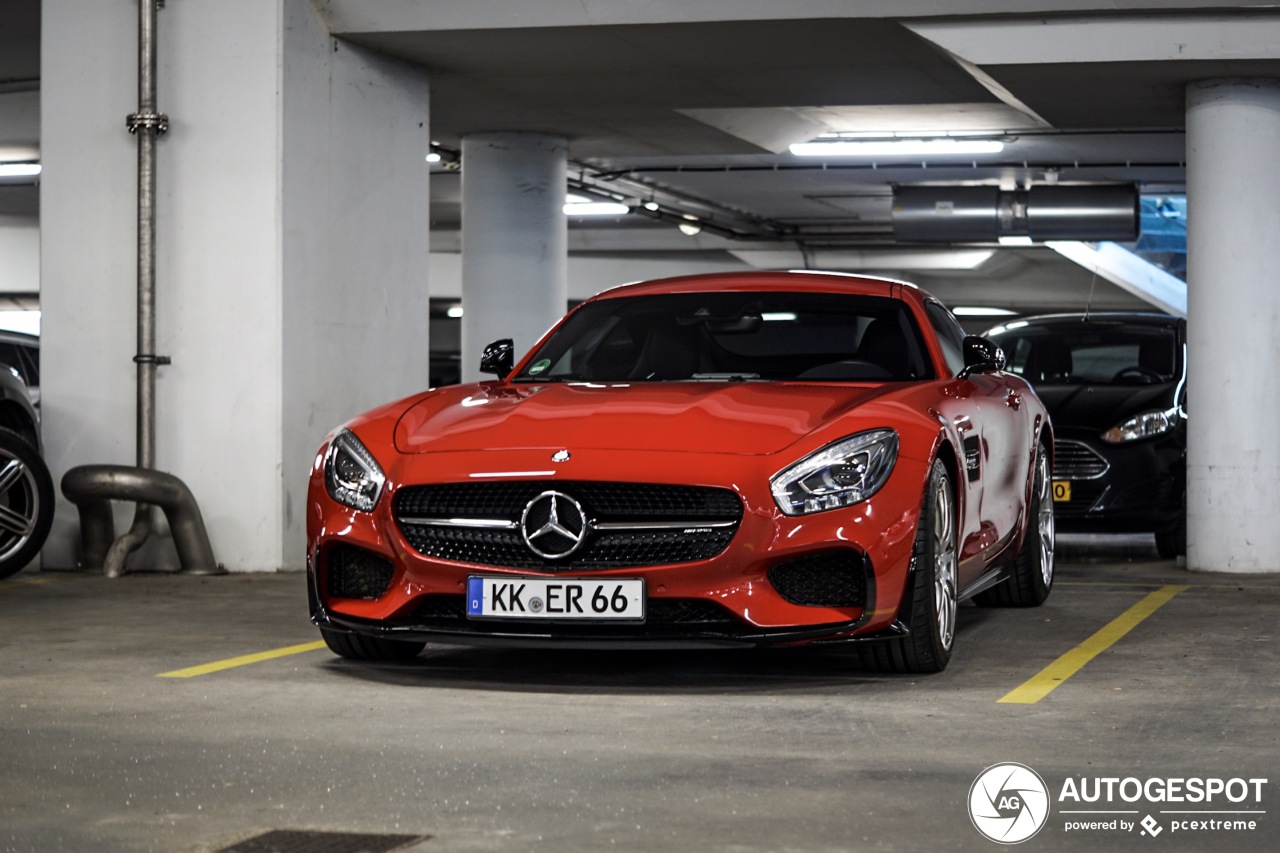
[0,336,53,579]
[986,313,1186,557]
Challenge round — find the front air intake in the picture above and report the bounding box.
[326,544,395,600]
[768,550,868,607]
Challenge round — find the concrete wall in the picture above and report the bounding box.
[281,0,431,562]
[41,0,430,572]
[41,0,141,566]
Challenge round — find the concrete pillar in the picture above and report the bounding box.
[1185,78,1280,573]
[460,133,567,381]
[41,0,430,571]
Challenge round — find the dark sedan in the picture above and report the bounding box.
[985,313,1186,557]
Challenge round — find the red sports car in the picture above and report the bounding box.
[307,271,1054,673]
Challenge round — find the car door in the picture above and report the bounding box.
[925,301,1030,574]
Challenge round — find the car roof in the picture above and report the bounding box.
[587,270,932,305]
[0,330,38,345]
[989,311,1183,331]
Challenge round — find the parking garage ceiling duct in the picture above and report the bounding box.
[891,184,1138,243]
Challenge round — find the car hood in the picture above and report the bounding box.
[393,381,905,456]
[1034,382,1180,432]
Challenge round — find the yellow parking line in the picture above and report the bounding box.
[158,640,327,678]
[0,575,66,589]
[998,584,1189,705]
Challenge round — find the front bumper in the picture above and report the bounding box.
[307,447,929,648]
[1052,430,1185,533]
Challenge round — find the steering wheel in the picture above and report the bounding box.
[1111,366,1164,383]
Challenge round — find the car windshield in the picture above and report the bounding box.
[989,320,1180,386]
[514,291,935,383]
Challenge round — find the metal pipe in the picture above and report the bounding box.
[61,466,221,576]
[59,0,219,577]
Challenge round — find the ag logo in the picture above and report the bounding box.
[969,763,1051,844]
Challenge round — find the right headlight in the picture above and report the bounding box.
[1101,409,1180,444]
[771,429,899,516]
[324,429,386,512]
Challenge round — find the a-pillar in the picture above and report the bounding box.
[460,133,567,381]
[40,0,430,571]
[1185,78,1280,573]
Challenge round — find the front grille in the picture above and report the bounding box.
[326,544,395,599]
[405,594,746,637]
[394,481,742,570]
[1053,439,1110,480]
[396,481,741,519]
[768,550,867,607]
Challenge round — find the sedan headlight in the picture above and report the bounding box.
[1101,409,1180,444]
[324,430,386,512]
[771,429,898,516]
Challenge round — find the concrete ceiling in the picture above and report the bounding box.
[13,1,1280,314]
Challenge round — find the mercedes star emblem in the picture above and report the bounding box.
[520,490,589,559]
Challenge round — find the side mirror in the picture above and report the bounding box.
[958,335,1005,378]
[479,338,515,378]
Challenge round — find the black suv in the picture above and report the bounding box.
[986,313,1186,557]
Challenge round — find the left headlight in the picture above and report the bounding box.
[771,429,898,516]
[1101,409,1180,444]
[324,429,386,512]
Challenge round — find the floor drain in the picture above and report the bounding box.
[215,829,428,853]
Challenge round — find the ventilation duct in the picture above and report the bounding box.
[892,184,1139,243]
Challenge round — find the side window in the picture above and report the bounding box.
[0,343,29,386]
[924,301,967,375]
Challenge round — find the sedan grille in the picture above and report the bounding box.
[394,481,742,570]
[1053,439,1110,480]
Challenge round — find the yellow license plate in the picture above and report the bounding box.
[1052,480,1072,503]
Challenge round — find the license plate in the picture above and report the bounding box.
[467,576,646,621]
[1052,480,1072,503]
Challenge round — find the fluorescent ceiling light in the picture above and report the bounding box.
[953,306,1017,317]
[761,312,797,322]
[564,193,629,216]
[790,139,1004,157]
[446,305,464,319]
[0,163,41,178]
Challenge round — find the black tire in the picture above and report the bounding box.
[319,628,426,661]
[975,442,1054,607]
[0,427,55,581]
[858,458,957,674]
[1155,509,1186,559]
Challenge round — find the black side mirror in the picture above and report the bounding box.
[479,338,515,378]
[958,335,1006,378]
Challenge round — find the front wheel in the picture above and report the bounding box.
[0,428,55,581]
[858,458,957,673]
[975,442,1054,607]
[320,628,426,661]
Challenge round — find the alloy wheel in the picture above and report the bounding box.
[0,452,39,561]
[1036,451,1055,588]
[932,475,958,651]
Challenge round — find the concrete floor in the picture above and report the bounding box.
[1,536,1275,853]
